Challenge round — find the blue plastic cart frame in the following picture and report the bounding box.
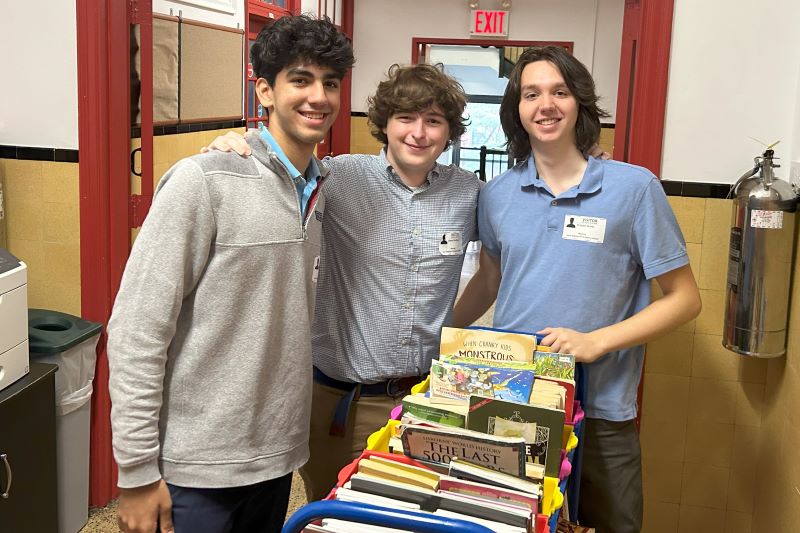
[282,500,497,533]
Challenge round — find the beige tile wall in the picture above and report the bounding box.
[0,127,246,317]
[1,158,81,316]
[350,115,383,156]
[640,196,800,533]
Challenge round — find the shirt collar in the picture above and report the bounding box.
[520,155,604,198]
[379,148,442,186]
[259,125,303,178]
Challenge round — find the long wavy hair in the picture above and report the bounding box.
[500,46,609,160]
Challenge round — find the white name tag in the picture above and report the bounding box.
[562,215,606,244]
[439,231,463,255]
[312,256,320,283]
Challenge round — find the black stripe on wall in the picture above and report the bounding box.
[0,145,79,163]
[661,180,732,199]
[131,119,246,138]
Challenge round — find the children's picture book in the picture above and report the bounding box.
[532,350,576,380]
[400,423,527,477]
[466,396,565,478]
[440,326,538,364]
[429,357,534,404]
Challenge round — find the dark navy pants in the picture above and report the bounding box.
[162,473,293,533]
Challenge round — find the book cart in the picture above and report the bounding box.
[282,378,586,533]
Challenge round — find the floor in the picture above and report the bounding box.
[79,472,308,532]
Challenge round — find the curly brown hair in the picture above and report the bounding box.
[367,64,468,148]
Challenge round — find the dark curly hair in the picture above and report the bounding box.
[500,46,609,161]
[368,64,468,148]
[250,15,354,86]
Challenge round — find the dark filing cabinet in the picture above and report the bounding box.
[0,363,59,532]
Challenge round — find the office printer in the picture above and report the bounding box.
[0,248,29,392]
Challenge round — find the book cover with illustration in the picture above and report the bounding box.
[466,396,565,478]
[430,358,535,404]
[532,350,576,380]
[440,327,537,364]
[400,424,527,477]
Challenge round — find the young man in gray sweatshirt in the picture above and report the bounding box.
[107,15,354,533]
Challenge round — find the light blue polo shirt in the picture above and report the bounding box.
[478,155,688,421]
[259,126,320,219]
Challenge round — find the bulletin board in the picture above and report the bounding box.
[153,16,180,123]
[179,20,244,122]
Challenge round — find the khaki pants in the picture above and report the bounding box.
[299,381,403,501]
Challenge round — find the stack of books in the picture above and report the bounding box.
[325,327,580,532]
[397,326,577,484]
[316,452,544,533]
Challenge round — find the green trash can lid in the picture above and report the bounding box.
[28,308,103,355]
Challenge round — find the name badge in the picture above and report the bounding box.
[562,215,606,244]
[312,256,320,283]
[439,231,463,255]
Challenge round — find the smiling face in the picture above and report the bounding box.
[518,60,579,152]
[256,62,341,157]
[383,106,450,185]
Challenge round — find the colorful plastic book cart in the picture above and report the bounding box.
[286,376,585,533]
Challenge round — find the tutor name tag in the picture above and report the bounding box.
[562,215,607,244]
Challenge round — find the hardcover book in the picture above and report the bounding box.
[429,358,535,404]
[440,326,538,363]
[466,396,565,478]
[400,423,527,477]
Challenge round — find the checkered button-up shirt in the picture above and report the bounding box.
[312,151,481,383]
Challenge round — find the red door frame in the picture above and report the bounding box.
[76,0,137,506]
[613,0,675,175]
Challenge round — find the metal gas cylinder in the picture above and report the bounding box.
[723,148,799,357]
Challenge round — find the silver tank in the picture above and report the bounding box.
[723,149,798,357]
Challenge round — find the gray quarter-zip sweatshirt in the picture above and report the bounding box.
[108,132,325,489]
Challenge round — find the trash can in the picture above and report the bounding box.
[28,309,102,533]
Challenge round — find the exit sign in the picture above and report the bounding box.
[470,10,509,37]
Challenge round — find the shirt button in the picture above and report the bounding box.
[412,228,421,236]
[410,265,418,272]
[399,339,408,346]
[551,201,557,206]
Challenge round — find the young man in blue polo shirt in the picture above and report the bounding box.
[453,46,701,533]
[107,16,353,533]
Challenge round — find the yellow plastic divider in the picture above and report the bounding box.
[541,476,564,515]
[366,419,401,453]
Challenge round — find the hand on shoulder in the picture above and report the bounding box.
[200,130,251,157]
